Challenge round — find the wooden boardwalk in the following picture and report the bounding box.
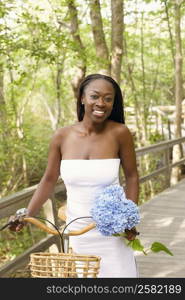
[135,178,185,278]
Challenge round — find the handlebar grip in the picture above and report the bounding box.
[23,217,59,235]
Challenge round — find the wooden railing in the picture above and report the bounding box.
[0,136,185,277]
[0,181,66,277]
[136,136,185,186]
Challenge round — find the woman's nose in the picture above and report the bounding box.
[96,97,105,106]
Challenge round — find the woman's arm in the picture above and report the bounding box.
[117,125,139,241]
[118,125,139,204]
[9,129,62,231]
[27,130,62,216]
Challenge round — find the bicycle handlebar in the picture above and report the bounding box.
[0,215,139,254]
[22,217,96,236]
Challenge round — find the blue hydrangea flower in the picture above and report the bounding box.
[90,184,140,236]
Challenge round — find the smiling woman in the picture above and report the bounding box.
[82,79,114,121]
[77,73,124,124]
[84,81,114,121]
[9,73,139,278]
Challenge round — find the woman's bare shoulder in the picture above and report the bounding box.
[107,121,130,134]
[51,124,75,144]
[107,121,136,142]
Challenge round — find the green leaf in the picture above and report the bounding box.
[151,242,173,256]
[113,232,126,237]
[128,238,145,253]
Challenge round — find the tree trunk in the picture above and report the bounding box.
[67,0,86,99]
[56,54,65,128]
[111,0,123,84]
[0,63,7,138]
[164,0,175,67]
[89,0,110,75]
[0,63,5,115]
[123,32,142,146]
[171,1,184,185]
[140,12,148,144]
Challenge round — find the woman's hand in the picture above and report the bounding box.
[125,227,139,241]
[8,215,26,232]
[8,208,28,232]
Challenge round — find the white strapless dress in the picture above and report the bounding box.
[60,158,138,278]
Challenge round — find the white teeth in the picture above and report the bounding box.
[94,111,104,114]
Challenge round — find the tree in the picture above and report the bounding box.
[66,0,86,99]
[111,0,124,83]
[171,0,184,185]
[89,0,110,74]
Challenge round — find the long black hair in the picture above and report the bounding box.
[76,74,125,124]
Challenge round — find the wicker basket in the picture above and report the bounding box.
[29,252,101,278]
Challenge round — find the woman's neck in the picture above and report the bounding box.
[80,117,107,135]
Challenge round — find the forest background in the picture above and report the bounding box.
[0,0,185,200]
[0,0,185,271]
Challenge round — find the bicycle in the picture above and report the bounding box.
[1,209,101,278]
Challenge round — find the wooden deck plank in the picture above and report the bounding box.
[135,178,185,278]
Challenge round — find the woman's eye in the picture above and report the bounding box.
[90,95,98,99]
[105,98,113,102]
[89,95,113,102]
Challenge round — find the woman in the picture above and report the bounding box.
[9,73,139,277]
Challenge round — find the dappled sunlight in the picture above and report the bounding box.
[135,178,185,277]
[179,219,185,228]
[138,214,174,227]
[157,216,174,227]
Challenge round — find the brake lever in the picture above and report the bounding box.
[0,217,25,231]
[0,221,15,231]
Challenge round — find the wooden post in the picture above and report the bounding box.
[51,192,62,252]
[43,194,61,253]
[164,146,171,188]
[168,120,172,140]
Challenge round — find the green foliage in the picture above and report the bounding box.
[151,241,173,256]
[148,132,164,144]
[127,239,173,256]
[0,217,47,264]
[128,238,146,254]
[0,0,184,262]
[113,232,173,256]
[1,0,183,196]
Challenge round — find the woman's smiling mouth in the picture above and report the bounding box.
[93,110,105,117]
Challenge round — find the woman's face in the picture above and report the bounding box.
[81,79,115,122]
